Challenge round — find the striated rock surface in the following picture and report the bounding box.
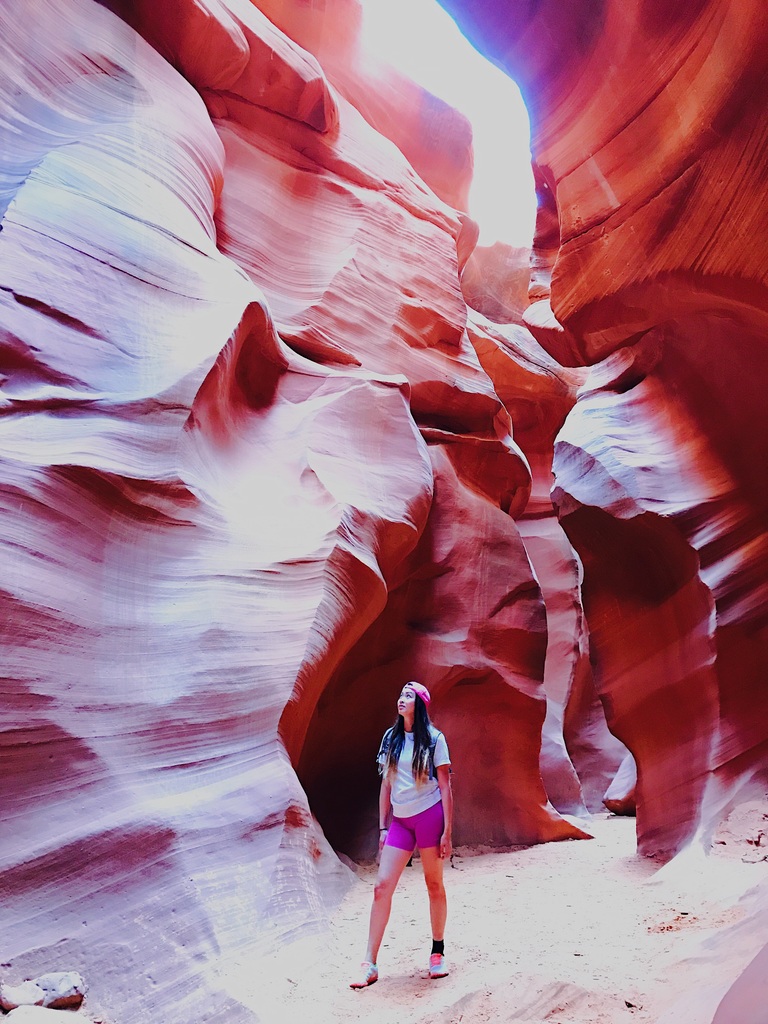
[5,0,767,1019]
[230,0,475,213]
[0,0,591,1020]
[465,313,626,817]
[461,242,532,325]
[439,0,768,357]
[440,0,768,867]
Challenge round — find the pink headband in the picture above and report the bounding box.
[408,682,431,707]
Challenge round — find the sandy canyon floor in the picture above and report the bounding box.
[243,803,768,1024]
[39,801,768,1024]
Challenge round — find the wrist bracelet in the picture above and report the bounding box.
[379,827,387,831]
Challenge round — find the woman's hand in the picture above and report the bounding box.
[378,828,388,852]
[436,765,453,861]
[439,830,452,860]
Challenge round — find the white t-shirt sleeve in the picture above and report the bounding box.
[433,731,450,767]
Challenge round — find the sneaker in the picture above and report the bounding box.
[429,953,448,979]
[350,961,379,988]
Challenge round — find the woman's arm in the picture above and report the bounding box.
[437,764,453,860]
[378,774,392,850]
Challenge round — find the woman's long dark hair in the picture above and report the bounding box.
[383,695,433,781]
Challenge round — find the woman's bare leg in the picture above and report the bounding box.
[364,844,413,963]
[419,846,447,941]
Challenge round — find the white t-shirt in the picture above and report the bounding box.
[379,728,451,819]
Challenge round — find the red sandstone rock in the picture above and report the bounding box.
[245,0,474,212]
[461,242,532,324]
[603,753,638,816]
[0,2,590,1019]
[439,0,768,357]
[297,440,589,856]
[441,0,768,866]
[466,313,626,817]
[9,0,766,1019]
[113,0,338,132]
[552,335,768,855]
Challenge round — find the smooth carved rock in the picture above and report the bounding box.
[466,313,626,817]
[114,0,338,132]
[298,440,590,857]
[15,0,765,1018]
[122,0,474,212]
[438,0,768,359]
[603,752,637,816]
[241,0,475,212]
[0,0,322,1018]
[552,335,768,855]
[461,243,532,325]
[0,2,593,1020]
[440,0,768,864]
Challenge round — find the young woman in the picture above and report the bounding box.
[350,681,453,988]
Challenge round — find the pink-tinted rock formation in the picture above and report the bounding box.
[465,313,627,818]
[441,2,768,1006]
[439,0,768,859]
[0,0,594,1019]
[5,0,767,1017]
[461,242,532,325]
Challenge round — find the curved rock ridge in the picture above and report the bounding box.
[437,1,768,1007]
[438,0,768,359]
[439,0,768,839]
[465,313,627,818]
[4,9,764,1024]
[553,334,768,855]
[120,0,474,212]
[0,0,598,1019]
[232,0,475,213]
[109,0,339,132]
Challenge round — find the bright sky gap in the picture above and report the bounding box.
[360,0,536,248]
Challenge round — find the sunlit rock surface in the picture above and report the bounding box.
[439,0,768,854]
[5,0,767,1018]
[0,0,591,1020]
[438,3,768,1011]
[461,242,531,325]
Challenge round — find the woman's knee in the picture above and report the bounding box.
[424,875,445,899]
[373,876,398,902]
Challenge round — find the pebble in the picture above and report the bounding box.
[0,981,44,1010]
[0,971,86,1011]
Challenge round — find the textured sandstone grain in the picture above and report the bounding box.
[0,2,584,1021]
[4,0,768,1020]
[440,0,768,865]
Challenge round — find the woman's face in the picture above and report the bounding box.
[397,686,416,716]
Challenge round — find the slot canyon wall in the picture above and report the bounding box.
[439,0,768,854]
[0,0,765,1021]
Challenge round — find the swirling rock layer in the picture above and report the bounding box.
[0,1,595,1020]
[6,0,766,1018]
[438,1,768,1010]
[440,0,768,843]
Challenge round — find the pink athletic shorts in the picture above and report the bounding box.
[385,800,444,852]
